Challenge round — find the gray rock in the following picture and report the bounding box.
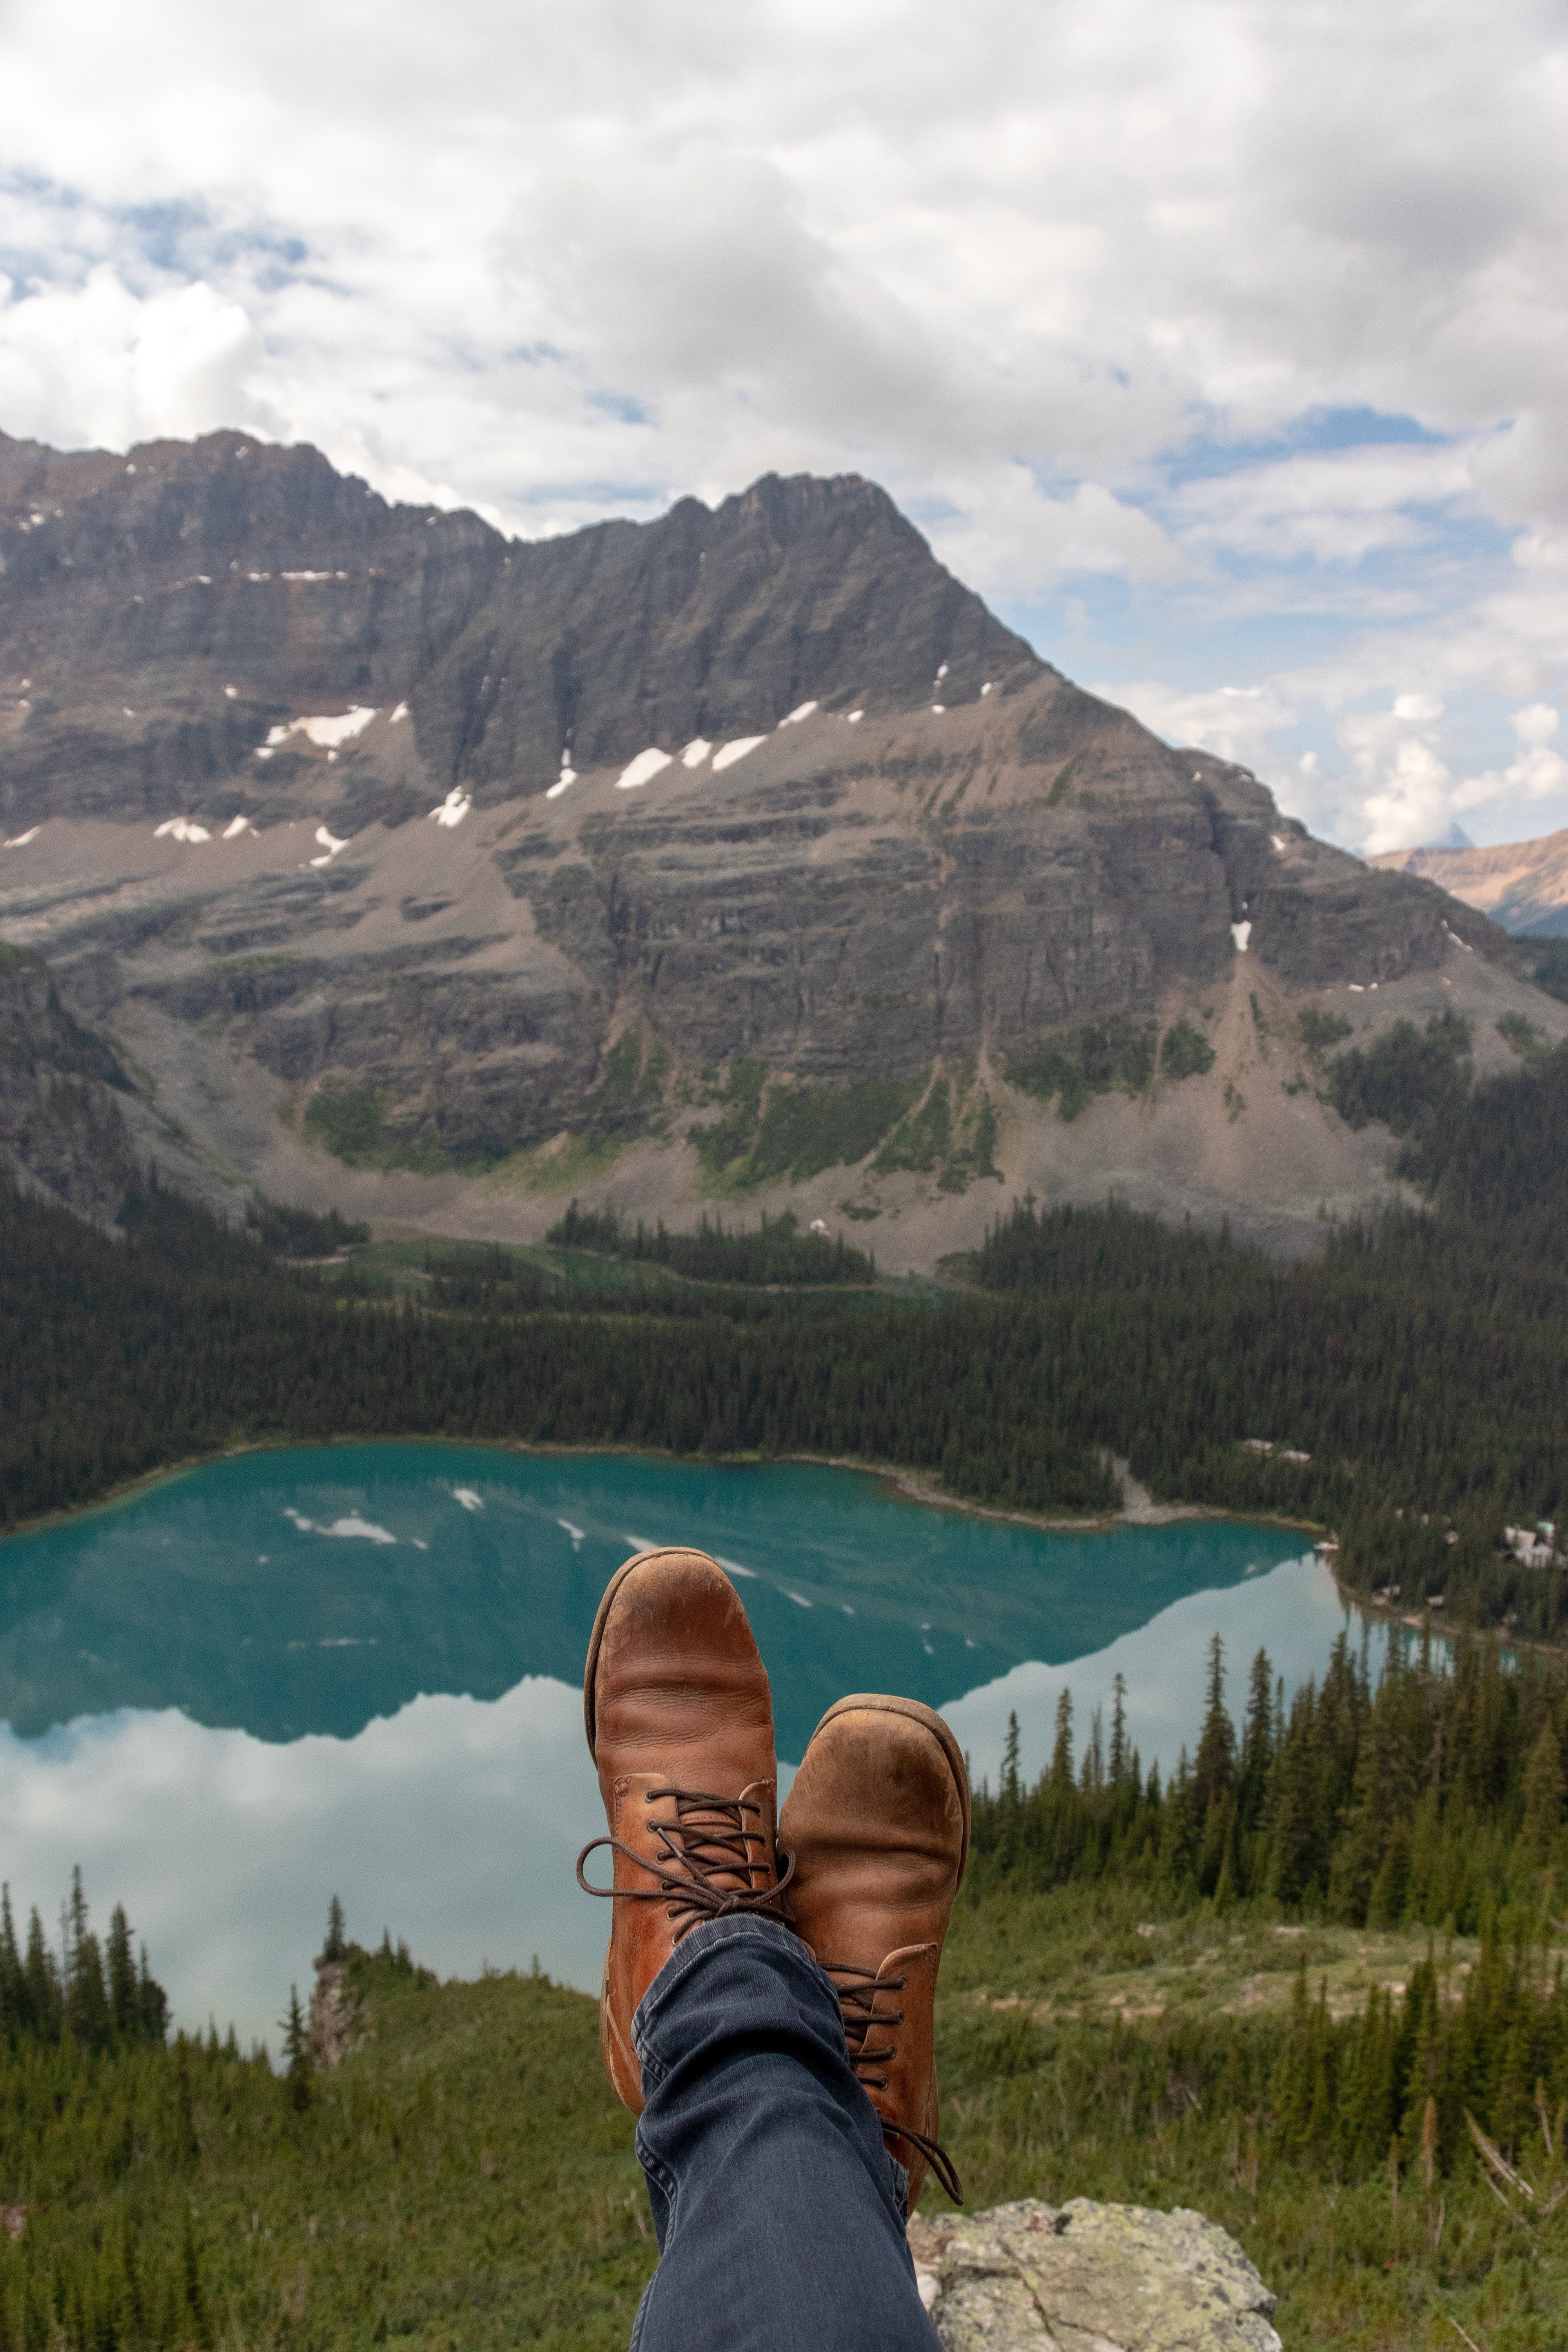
[907,2198,1281,2352]
[1,423,1549,1249]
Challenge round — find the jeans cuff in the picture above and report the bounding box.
[631,1913,820,2068]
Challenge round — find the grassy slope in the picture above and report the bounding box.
[5,1963,660,2352]
[261,1967,656,2348]
[40,1918,1552,2352]
[938,1892,1568,2352]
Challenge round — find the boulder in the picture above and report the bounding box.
[908,2197,1282,2352]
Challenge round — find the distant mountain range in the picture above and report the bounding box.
[1,425,1563,1264]
[1368,829,1568,938]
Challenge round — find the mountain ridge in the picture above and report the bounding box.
[1368,826,1568,938]
[0,425,1561,1261]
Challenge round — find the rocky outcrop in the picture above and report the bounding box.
[309,1957,368,2070]
[0,943,134,1217]
[0,433,1032,832]
[909,2198,1281,2352]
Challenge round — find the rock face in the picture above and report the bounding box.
[309,1957,367,2070]
[908,2198,1281,2352]
[0,425,1561,1261]
[0,432,1033,832]
[0,943,134,1217]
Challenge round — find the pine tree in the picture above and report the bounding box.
[323,1894,347,1962]
[62,1871,111,2053]
[138,1944,170,2045]
[282,1985,313,2112]
[1109,1672,1129,1789]
[1049,1691,1073,1788]
[106,1904,138,2041]
[1192,1636,1237,1817]
[1001,1713,1021,1806]
[1238,1646,1275,1830]
[1519,1721,1566,1862]
[22,1906,59,2042]
[1268,1685,1327,1907]
[0,1886,23,2039]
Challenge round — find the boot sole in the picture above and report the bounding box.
[582,1546,742,1758]
[799,1692,973,1886]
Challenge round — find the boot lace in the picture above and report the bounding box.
[822,1959,964,2205]
[577,1788,793,1942]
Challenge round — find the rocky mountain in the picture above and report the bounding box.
[1369,828,1568,938]
[2,426,1563,1261]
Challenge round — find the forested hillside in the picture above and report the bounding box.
[9,1624,1568,2350]
[7,1035,1568,1638]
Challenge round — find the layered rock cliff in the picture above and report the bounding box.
[1,426,1561,1259]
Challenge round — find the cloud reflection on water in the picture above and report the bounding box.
[0,1551,1357,2047]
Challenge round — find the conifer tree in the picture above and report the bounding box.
[1109,1672,1129,1789]
[1192,1636,1237,1817]
[22,1906,59,2041]
[1048,1691,1073,1788]
[1001,1714,1021,1804]
[106,1904,137,2041]
[1519,1720,1566,1860]
[0,1886,23,2039]
[1238,1648,1275,1829]
[282,1985,313,2112]
[62,1871,111,2053]
[1269,1686,1328,1907]
[323,1895,347,1962]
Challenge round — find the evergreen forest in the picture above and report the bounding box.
[9,1032,1568,1639]
[10,1627,1568,2350]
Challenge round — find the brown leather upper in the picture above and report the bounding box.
[779,1694,969,2207]
[581,1548,781,2114]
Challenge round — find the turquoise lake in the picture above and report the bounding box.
[0,1444,1354,2044]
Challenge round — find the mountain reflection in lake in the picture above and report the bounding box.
[0,1445,1345,2042]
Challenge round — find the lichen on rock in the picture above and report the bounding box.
[907,2197,1281,2352]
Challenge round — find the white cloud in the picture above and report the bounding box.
[1099,678,1298,773]
[0,0,1566,842]
[1343,698,1456,855]
[0,267,269,449]
[1453,701,1568,816]
[931,468,1184,593]
[1167,442,1479,568]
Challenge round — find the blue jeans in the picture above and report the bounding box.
[628,1915,941,2352]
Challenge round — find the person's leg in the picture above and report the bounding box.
[628,1915,937,2352]
[577,1550,947,2350]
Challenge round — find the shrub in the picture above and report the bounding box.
[1158,1019,1216,1081]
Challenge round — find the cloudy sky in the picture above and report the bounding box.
[1,0,1564,853]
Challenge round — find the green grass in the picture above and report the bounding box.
[480,1132,639,1199]
[936,1888,1568,2352]
[694,1066,918,1191]
[1004,1018,1157,1117]
[12,1910,1568,2351]
[314,1237,682,1303]
[0,1955,655,2352]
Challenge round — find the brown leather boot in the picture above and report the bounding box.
[779,1692,970,2209]
[578,1547,788,2113]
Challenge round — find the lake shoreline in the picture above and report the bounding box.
[0,1428,1328,1550]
